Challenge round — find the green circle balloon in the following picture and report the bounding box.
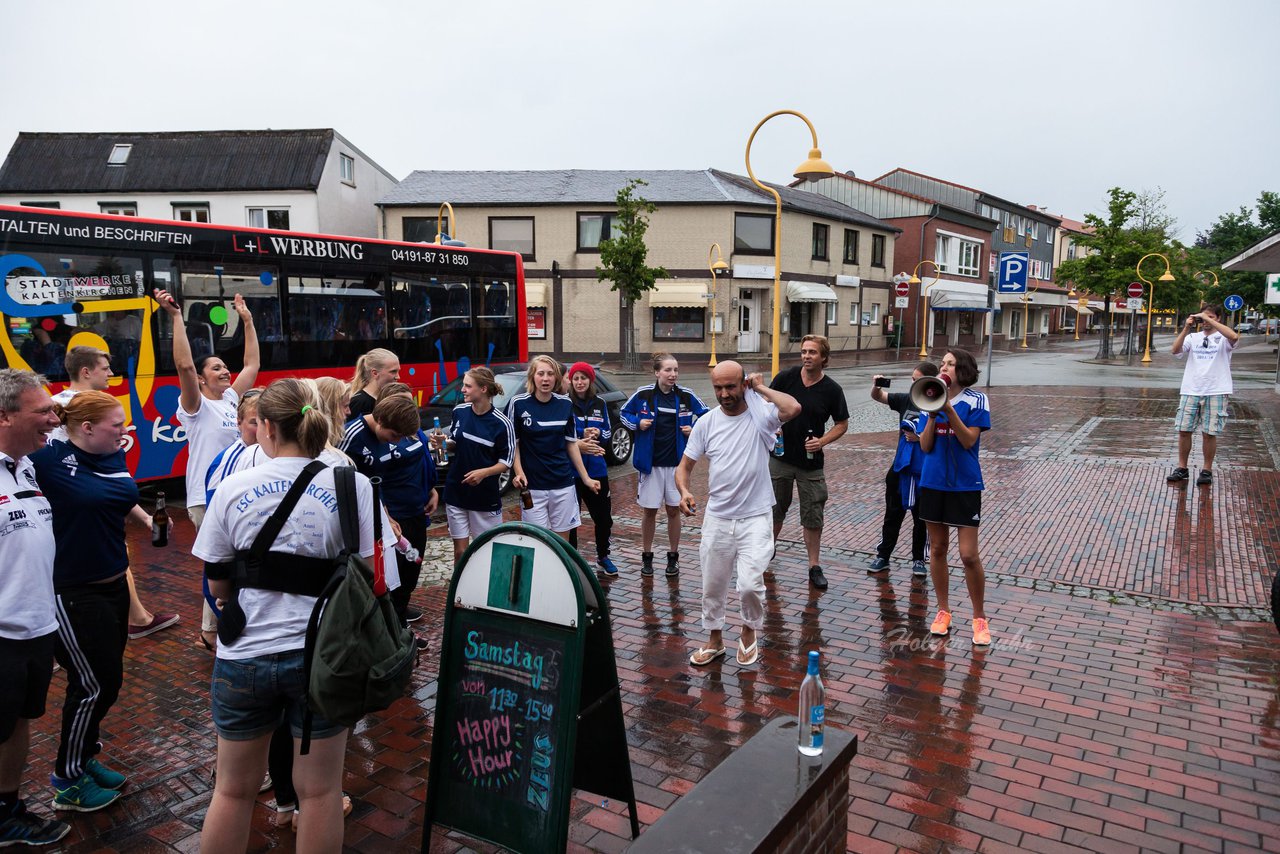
[209,305,229,325]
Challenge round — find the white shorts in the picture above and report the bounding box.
[446,504,505,540]
[637,466,680,509]
[522,485,581,532]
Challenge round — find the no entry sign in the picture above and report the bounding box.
[895,281,910,297]
[1127,282,1144,298]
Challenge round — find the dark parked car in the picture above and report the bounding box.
[422,363,635,491]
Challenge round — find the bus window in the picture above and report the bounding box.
[1,248,145,381]
[286,273,386,368]
[390,276,473,365]
[473,278,518,364]
[152,258,282,374]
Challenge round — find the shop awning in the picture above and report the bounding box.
[525,282,548,308]
[1071,304,1094,315]
[786,281,838,303]
[928,280,992,311]
[648,282,708,308]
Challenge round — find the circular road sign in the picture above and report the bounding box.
[1127,282,1144,298]
[1224,294,1244,312]
[895,281,911,297]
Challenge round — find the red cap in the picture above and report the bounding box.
[568,361,595,382]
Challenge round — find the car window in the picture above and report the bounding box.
[495,374,525,411]
[430,377,464,407]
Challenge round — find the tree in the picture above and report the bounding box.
[597,179,669,370]
[1194,191,1279,316]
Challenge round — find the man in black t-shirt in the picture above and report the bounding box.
[868,361,938,577]
[768,335,849,590]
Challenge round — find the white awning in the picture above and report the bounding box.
[648,282,708,308]
[927,280,991,311]
[1071,304,1094,315]
[786,281,838,303]
[525,281,548,308]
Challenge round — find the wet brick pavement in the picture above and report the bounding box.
[22,366,1280,852]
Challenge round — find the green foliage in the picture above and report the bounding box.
[1056,187,1198,313]
[1194,191,1279,315]
[596,179,669,302]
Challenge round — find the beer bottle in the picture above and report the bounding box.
[151,491,170,547]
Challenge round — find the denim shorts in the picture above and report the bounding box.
[210,650,345,741]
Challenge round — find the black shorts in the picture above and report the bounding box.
[0,632,56,740]
[917,487,982,528]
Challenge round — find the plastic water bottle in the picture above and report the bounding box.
[798,650,825,756]
[773,431,785,457]
[431,416,446,464]
[395,536,422,565]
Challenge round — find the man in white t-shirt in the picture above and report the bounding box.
[676,362,800,668]
[1167,303,1240,488]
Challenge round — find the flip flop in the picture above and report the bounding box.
[689,646,726,666]
[736,638,759,666]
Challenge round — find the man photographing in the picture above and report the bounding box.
[1167,303,1239,487]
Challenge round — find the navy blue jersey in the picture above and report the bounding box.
[920,389,990,492]
[30,439,139,586]
[570,394,611,479]
[445,403,515,511]
[506,392,577,490]
[339,417,437,518]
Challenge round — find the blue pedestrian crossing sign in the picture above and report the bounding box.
[997,252,1029,294]
[1224,294,1244,312]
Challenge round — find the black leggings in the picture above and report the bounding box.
[876,470,928,562]
[569,475,613,560]
[53,576,129,780]
[390,514,427,625]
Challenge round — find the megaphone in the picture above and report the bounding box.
[909,374,951,412]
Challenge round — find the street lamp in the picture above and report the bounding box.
[708,243,730,367]
[744,110,834,377]
[434,202,457,243]
[910,259,941,358]
[1136,252,1175,364]
[1019,281,1040,349]
[1067,286,1081,340]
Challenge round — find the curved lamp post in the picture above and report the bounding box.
[909,259,941,358]
[1067,286,1081,340]
[434,202,457,244]
[745,110,834,377]
[708,243,730,367]
[1136,252,1175,364]
[1019,281,1041,349]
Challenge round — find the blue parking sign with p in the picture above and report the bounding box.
[998,252,1029,294]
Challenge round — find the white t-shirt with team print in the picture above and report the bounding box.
[191,456,398,661]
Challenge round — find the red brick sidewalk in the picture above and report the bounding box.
[26,385,1280,852]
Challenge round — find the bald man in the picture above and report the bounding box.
[676,362,800,668]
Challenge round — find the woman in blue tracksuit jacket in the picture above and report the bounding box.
[618,352,708,577]
[564,362,619,576]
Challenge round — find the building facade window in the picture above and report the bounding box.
[107,144,132,166]
[734,213,774,255]
[826,301,837,325]
[811,223,829,260]
[652,307,705,341]
[403,216,442,243]
[339,153,355,184]
[1066,240,1076,260]
[489,217,535,260]
[843,229,858,264]
[247,208,289,230]
[577,212,621,251]
[865,234,885,267]
[99,203,138,216]
[173,204,210,223]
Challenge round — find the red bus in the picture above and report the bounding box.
[0,204,526,480]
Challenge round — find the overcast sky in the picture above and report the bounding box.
[5,0,1276,240]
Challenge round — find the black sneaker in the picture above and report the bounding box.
[1166,467,1190,483]
[414,633,428,651]
[1196,469,1213,486]
[665,551,680,577]
[0,800,70,846]
[405,608,423,623]
[866,556,890,573]
[641,552,655,577]
[808,566,828,590]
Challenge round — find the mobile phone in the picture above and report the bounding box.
[874,377,891,388]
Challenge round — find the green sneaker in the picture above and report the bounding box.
[85,758,127,791]
[51,772,121,812]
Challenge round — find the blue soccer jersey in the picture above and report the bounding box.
[919,388,990,492]
[506,392,577,490]
[339,417,437,518]
[570,395,611,480]
[445,403,515,511]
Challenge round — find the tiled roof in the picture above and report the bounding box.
[0,129,338,193]
[379,169,900,232]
